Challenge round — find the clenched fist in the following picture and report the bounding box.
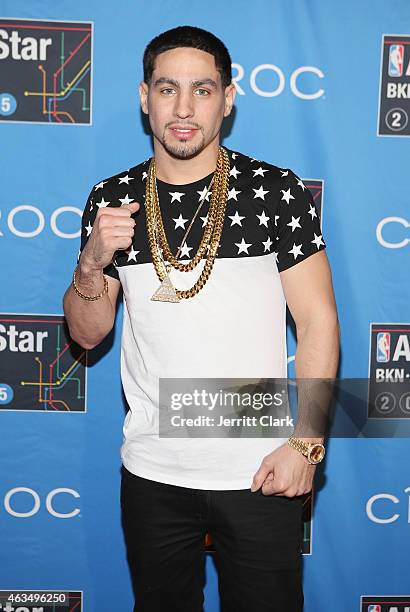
[80,201,140,272]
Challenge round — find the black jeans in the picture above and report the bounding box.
[120,464,305,612]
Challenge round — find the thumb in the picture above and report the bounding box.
[250,463,273,492]
[122,201,140,213]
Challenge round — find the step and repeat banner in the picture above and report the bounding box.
[1,1,409,611]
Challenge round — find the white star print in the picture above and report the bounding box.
[119,174,134,185]
[256,210,270,227]
[228,211,245,227]
[235,238,252,254]
[308,204,317,220]
[179,242,193,258]
[94,180,107,190]
[173,214,189,229]
[288,243,304,259]
[228,187,241,201]
[280,188,295,205]
[287,216,302,232]
[127,246,140,262]
[96,197,110,208]
[230,166,241,179]
[170,192,185,203]
[197,186,212,202]
[119,194,134,205]
[253,185,269,200]
[312,233,325,249]
[262,236,273,252]
[89,152,323,274]
[253,167,268,178]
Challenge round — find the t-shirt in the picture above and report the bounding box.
[77,147,326,490]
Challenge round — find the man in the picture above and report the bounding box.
[63,25,339,612]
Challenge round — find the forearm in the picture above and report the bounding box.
[292,313,340,441]
[63,263,116,349]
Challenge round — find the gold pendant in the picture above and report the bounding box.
[151,270,180,302]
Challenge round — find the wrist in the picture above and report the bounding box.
[78,256,104,278]
[294,436,325,444]
[287,436,326,464]
[72,262,108,301]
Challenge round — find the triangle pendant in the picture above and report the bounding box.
[151,272,180,302]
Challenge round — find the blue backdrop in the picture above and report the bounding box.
[1,2,409,611]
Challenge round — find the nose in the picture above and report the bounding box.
[174,90,194,119]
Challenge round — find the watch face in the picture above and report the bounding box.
[308,444,325,463]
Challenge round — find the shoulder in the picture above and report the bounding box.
[225,148,308,211]
[89,158,150,196]
[225,147,302,192]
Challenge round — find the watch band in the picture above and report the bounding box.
[287,436,326,464]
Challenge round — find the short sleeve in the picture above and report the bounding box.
[273,169,326,272]
[76,185,120,280]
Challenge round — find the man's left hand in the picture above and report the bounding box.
[250,442,316,496]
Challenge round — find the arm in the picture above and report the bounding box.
[63,265,121,350]
[251,250,340,494]
[63,193,140,350]
[280,249,340,443]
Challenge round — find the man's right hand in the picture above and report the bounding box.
[80,201,140,272]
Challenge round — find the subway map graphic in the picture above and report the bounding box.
[0,18,92,124]
[0,314,87,412]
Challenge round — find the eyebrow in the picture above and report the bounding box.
[153,77,218,89]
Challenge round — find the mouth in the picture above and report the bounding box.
[169,126,199,140]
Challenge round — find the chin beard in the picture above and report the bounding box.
[161,133,206,160]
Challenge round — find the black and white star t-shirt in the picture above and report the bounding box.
[78,147,326,490]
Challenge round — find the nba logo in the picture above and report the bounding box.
[377,332,391,362]
[368,606,381,612]
[388,44,404,76]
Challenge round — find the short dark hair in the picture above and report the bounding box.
[143,25,232,88]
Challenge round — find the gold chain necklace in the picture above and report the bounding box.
[145,146,230,302]
[156,173,214,266]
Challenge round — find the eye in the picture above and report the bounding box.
[194,88,210,96]
[161,88,176,95]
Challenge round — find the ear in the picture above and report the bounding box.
[139,81,149,115]
[223,83,236,117]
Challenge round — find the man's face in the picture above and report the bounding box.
[139,47,235,159]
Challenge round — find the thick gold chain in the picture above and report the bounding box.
[145,146,230,299]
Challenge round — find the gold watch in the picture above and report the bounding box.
[287,436,326,464]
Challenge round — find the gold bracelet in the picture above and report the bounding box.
[72,265,109,301]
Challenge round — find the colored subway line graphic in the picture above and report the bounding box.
[0,314,87,412]
[0,18,92,124]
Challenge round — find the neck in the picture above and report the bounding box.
[153,137,220,185]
